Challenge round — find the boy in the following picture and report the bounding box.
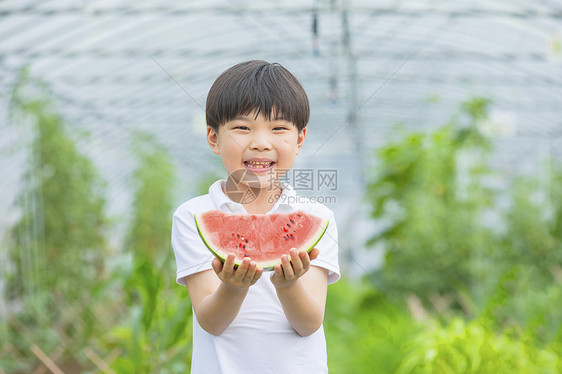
[171,60,340,373]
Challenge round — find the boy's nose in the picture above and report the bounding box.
[249,133,272,151]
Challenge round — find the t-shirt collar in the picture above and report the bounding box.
[209,179,297,213]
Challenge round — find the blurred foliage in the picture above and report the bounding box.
[366,98,498,307]
[124,131,175,266]
[325,279,561,374]
[364,96,562,363]
[194,171,224,196]
[501,166,562,277]
[103,260,193,374]
[2,67,110,371]
[482,146,562,346]
[6,66,108,301]
[1,67,192,372]
[325,280,420,373]
[105,131,193,373]
[397,317,559,373]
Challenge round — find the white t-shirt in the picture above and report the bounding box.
[171,179,340,374]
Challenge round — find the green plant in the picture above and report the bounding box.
[124,131,175,266]
[325,279,420,373]
[104,258,193,374]
[365,98,497,309]
[363,96,562,363]
[6,66,108,301]
[104,131,192,372]
[396,317,559,373]
[482,163,562,345]
[2,66,109,371]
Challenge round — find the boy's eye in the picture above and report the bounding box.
[273,127,288,131]
[234,126,249,130]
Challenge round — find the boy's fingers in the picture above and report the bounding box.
[309,248,319,261]
[212,257,223,274]
[234,258,250,281]
[281,254,294,279]
[299,250,310,270]
[252,267,263,284]
[223,254,236,277]
[244,261,257,282]
[290,249,303,273]
[273,264,283,280]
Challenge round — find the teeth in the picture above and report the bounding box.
[245,161,273,168]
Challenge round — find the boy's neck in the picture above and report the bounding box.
[222,180,283,214]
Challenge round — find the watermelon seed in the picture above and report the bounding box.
[245,239,248,243]
[243,245,246,249]
[237,234,240,238]
[290,219,294,223]
[290,234,294,239]
[244,254,249,257]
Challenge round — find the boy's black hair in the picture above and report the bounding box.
[206,60,310,133]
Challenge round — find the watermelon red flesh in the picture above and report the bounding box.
[194,210,329,269]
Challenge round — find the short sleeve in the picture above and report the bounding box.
[310,209,340,284]
[171,205,215,285]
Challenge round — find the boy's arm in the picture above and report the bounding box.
[272,249,329,337]
[185,255,263,336]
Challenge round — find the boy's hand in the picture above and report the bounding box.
[212,253,263,289]
[270,248,319,289]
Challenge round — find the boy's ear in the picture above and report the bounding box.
[207,126,221,155]
[296,128,307,155]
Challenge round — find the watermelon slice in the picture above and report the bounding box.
[194,210,329,269]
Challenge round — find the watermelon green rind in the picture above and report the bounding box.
[194,212,329,271]
[194,212,225,263]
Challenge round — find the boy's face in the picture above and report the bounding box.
[207,110,306,190]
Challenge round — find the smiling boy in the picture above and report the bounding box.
[171,60,340,373]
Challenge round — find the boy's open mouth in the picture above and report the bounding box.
[244,160,275,171]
